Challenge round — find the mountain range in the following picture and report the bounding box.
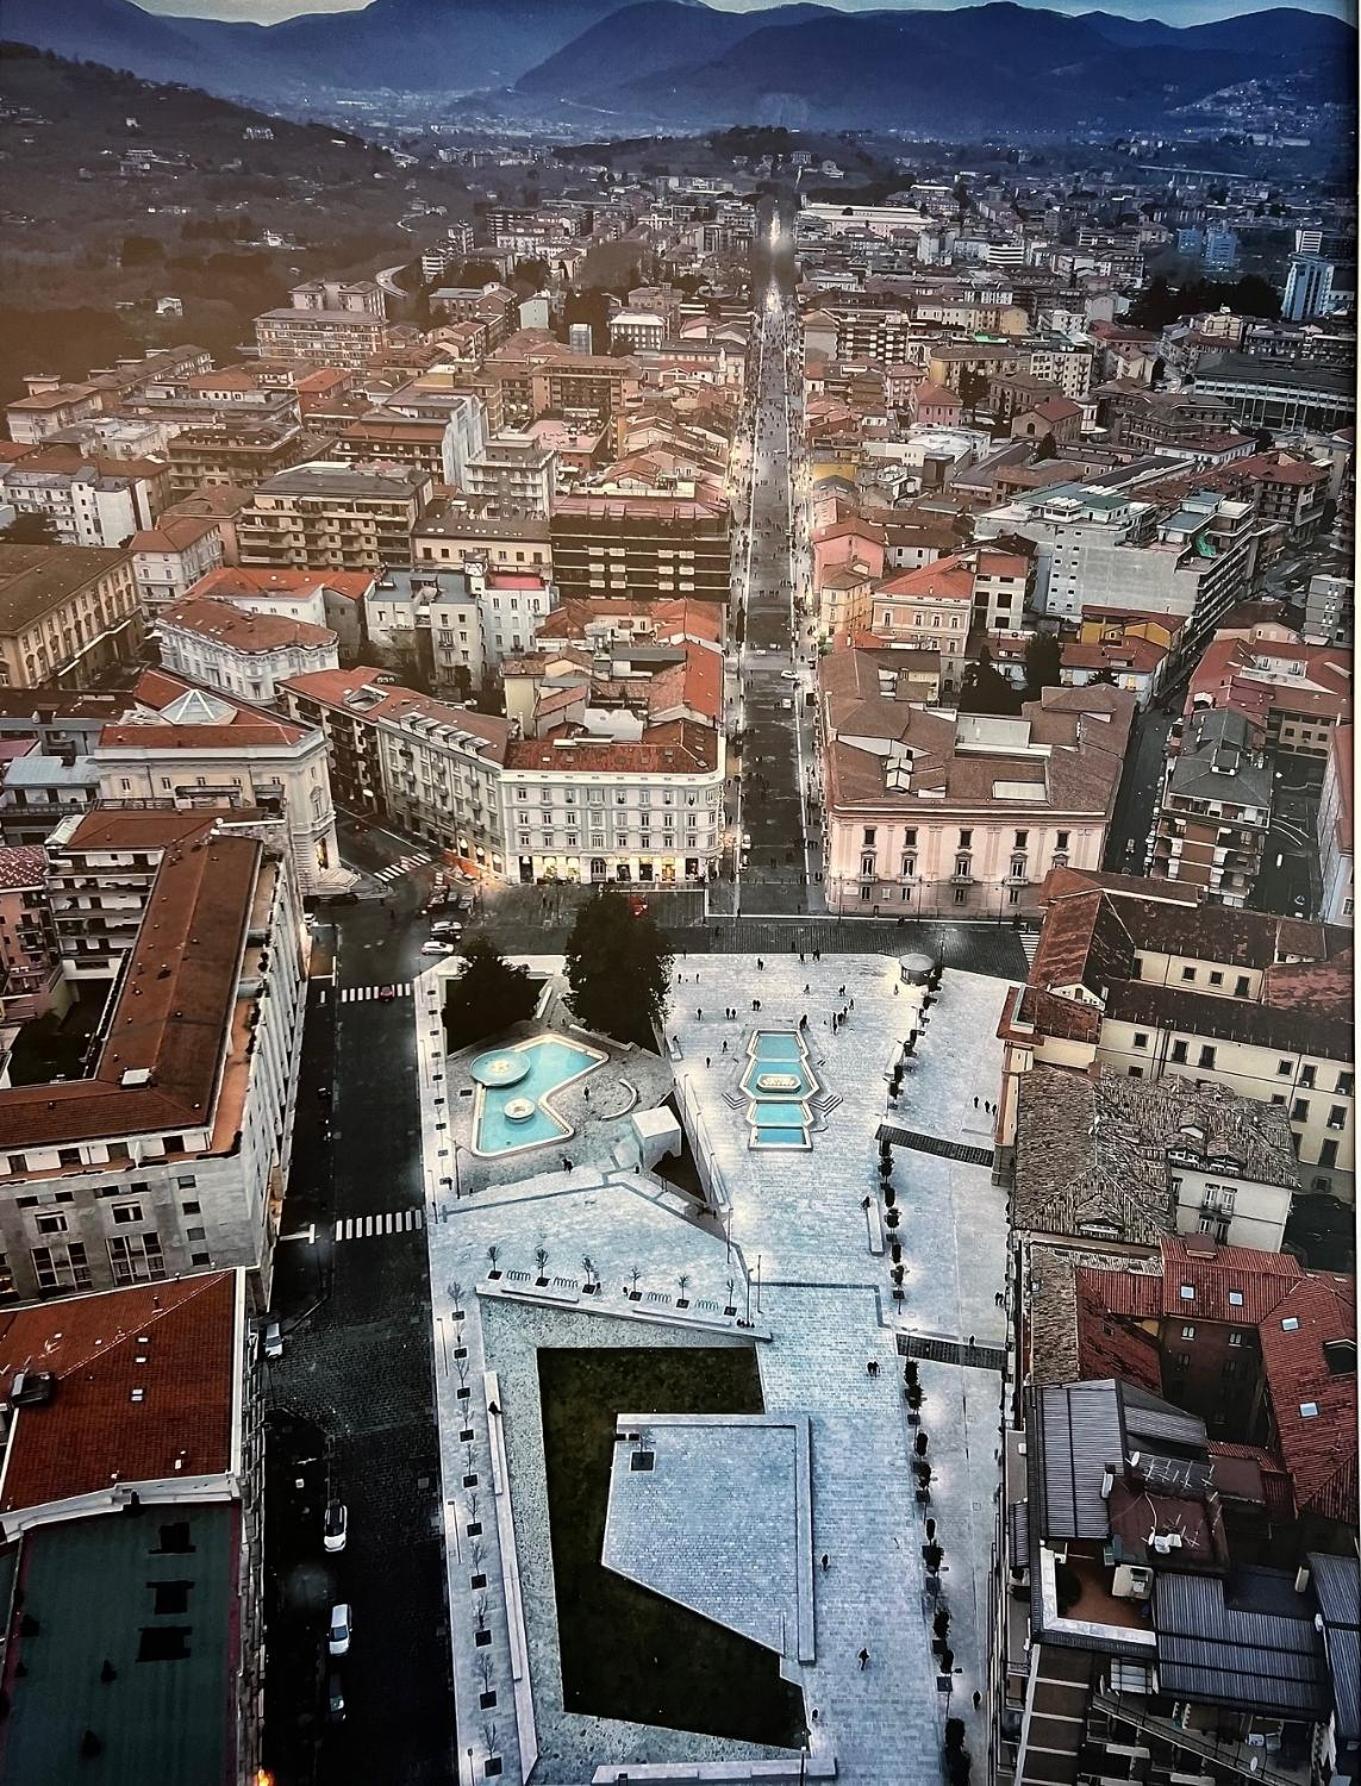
[3,0,1354,128]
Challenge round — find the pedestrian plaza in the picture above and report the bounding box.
[417,952,1014,1786]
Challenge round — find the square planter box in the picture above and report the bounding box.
[474,1629,492,1648]
[470,1573,487,1590]
[480,1691,497,1711]
[467,1521,482,1538]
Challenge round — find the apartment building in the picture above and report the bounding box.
[0,807,304,1306]
[869,555,975,688]
[0,843,65,1029]
[993,1372,1357,1786]
[975,484,1258,651]
[93,668,347,896]
[1013,1062,1299,1251]
[1061,608,1181,707]
[996,875,1355,1197]
[185,565,370,664]
[130,515,227,608]
[1317,723,1353,924]
[0,1271,265,1785]
[818,657,1133,914]
[464,434,557,517]
[0,544,142,691]
[1151,708,1273,906]
[156,598,339,704]
[236,461,432,573]
[253,280,392,368]
[1185,630,1352,759]
[549,494,731,604]
[281,669,510,874]
[364,564,556,692]
[165,422,333,500]
[502,721,724,888]
[0,454,163,549]
[413,512,553,576]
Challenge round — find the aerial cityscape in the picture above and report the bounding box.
[0,3,1355,1785]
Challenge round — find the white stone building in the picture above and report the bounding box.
[155,597,339,704]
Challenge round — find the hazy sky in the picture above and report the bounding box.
[141,0,1355,21]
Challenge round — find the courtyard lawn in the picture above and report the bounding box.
[538,1346,806,1747]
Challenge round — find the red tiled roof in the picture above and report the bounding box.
[0,816,259,1149]
[0,1272,237,1512]
[0,844,47,892]
[159,597,336,654]
[189,566,373,605]
[505,717,717,775]
[1258,1272,1357,1521]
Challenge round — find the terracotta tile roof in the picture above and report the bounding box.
[0,844,47,891]
[504,718,717,775]
[1258,1273,1357,1521]
[122,667,310,746]
[129,518,222,555]
[0,816,259,1150]
[159,597,336,654]
[0,1272,237,1512]
[189,567,373,605]
[876,554,974,603]
[281,668,511,757]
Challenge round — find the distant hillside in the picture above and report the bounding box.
[515,1,829,101]
[2,0,1353,128]
[0,45,467,402]
[578,1,1358,131]
[2,0,636,103]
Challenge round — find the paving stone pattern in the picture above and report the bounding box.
[419,953,1017,1785]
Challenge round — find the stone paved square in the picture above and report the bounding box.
[418,952,1016,1785]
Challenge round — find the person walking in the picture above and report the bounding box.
[820,1553,829,1572]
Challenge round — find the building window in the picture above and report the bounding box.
[108,1233,166,1286]
[958,829,972,848]
[1180,966,1196,983]
[1300,1063,1317,1088]
[35,1212,67,1237]
[1055,831,1069,850]
[1181,1324,1196,1340]
[1292,1097,1310,1122]
[1170,1040,1188,1064]
[1235,976,1250,996]
[111,1203,143,1225]
[31,1242,91,1294]
[953,885,968,905]
[1198,1046,1216,1069]
[1228,1329,1245,1348]
[1133,1032,1148,1049]
[1277,1059,1294,1076]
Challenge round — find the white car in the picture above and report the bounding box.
[781,697,794,710]
[262,1319,283,1361]
[328,1603,352,1657]
[779,669,799,683]
[420,940,458,956]
[323,1500,348,1554]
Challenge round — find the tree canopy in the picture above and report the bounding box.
[1128,272,1281,331]
[958,646,1020,716]
[1023,633,1063,699]
[444,936,539,1050]
[564,888,672,1048]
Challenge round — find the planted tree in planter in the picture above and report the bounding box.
[914,1428,929,1457]
[933,1607,951,1646]
[565,886,672,1047]
[923,1539,943,1574]
[883,1182,896,1208]
[903,1358,919,1388]
[534,1245,549,1287]
[725,1276,737,1315]
[487,1245,502,1280]
[885,1206,901,1230]
[906,1380,923,1413]
[676,1272,691,1309]
[914,1457,932,1487]
[629,1266,642,1301]
[892,1264,905,1287]
[581,1254,597,1294]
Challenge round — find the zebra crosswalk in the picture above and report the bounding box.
[334,982,413,1004]
[334,1209,425,1242]
[373,851,433,885]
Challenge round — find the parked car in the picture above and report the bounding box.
[323,1500,348,1553]
[430,920,463,938]
[326,1672,346,1722]
[328,1603,352,1657]
[779,668,799,682]
[420,940,458,957]
[262,1320,283,1361]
